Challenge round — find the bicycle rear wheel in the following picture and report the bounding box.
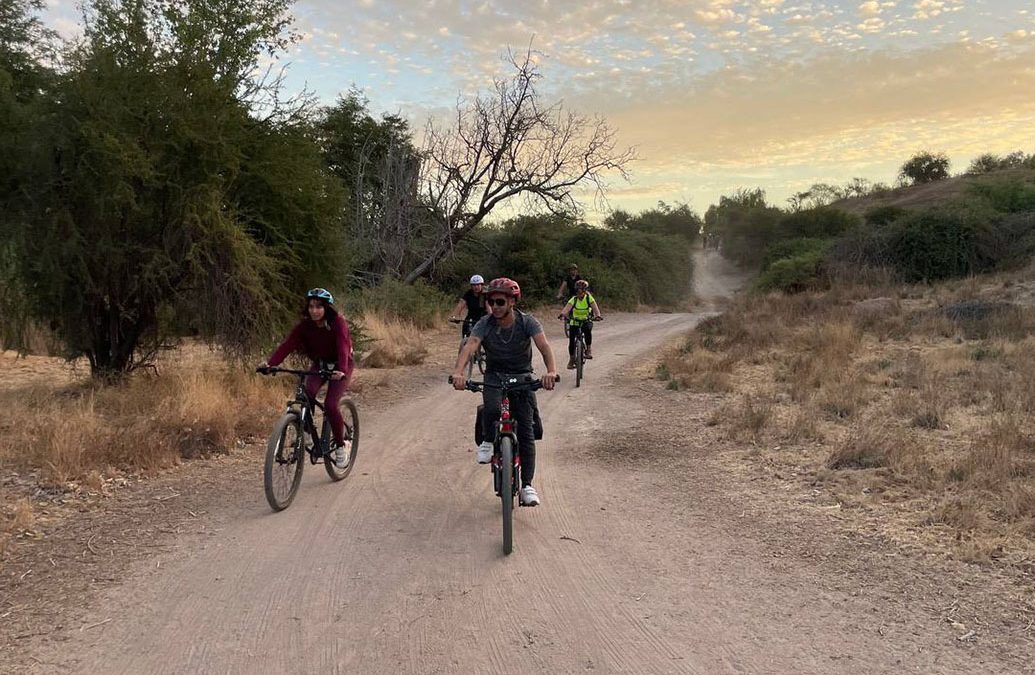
[475,345,486,375]
[575,340,584,388]
[499,436,515,555]
[324,399,360,481]
[264,413,305,511]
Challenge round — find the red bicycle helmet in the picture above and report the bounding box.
[486,277,521,300]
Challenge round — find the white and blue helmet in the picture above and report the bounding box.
[306,287,335,305]
[469,274,485,285]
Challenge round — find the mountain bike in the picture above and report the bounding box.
[561,315,603,388]
[256,366,359,511]
[450,373,554,555]
[449,317,486,379]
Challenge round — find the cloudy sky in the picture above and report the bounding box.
[43,0,1035,216]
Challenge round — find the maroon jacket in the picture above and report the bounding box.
[268,314,354,380]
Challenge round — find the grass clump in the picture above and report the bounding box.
[0,364,288,486]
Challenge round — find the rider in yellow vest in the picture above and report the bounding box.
[559,279,603,369]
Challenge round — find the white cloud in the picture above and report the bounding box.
[859,1,882,17]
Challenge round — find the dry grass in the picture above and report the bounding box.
[720,394,773,442]
[664,270,1035,564]
[358,312,429,369]
[0,369,287,486]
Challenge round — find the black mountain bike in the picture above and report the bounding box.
[256,366,359,511]
[450,318,486,379]
[562,315,603,388]
[450,373,553,555]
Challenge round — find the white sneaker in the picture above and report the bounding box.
[519,485,540,507]
[333,440,352,468]
[476,441,493,464]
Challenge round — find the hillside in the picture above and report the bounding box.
[830,167,1035,215]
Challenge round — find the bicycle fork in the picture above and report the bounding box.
[492,394,520,496]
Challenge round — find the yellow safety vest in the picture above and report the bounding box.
[568,294,595,323]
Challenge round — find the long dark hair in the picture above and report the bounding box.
[301,297,340,326]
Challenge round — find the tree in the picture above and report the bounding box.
[899,151,950,185]
[0,0,58,349]
[316,91,426,282]
[966,151,1028,175]
[604,201,701,243]
[2,0,346,379]
[403,48,634,283]
[703,189,783,266]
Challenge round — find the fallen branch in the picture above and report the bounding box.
[80,618,112,632]
[559,535,582,544]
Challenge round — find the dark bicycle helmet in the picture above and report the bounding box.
[306,287,335,305]
[485,277,521,300]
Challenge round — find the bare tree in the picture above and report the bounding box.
[403,48,634,283]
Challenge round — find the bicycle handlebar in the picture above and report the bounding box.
[557,315,604,322]
[448,374,557,392]
[256,365,334,379]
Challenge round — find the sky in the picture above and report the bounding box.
[41,0,1035,217]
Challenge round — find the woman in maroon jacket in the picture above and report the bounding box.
[261,288,355,467]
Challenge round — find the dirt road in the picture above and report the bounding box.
[13,252,1031,673]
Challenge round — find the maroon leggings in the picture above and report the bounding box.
[305,375,348,445]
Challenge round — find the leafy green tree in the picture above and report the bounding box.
[315,90,427,281]
[2,0,346,379]
[0,0,58,348]
[604,201,701,243]
[966,151,1028,175]
[703,189,783,266]
[899,151,950,185]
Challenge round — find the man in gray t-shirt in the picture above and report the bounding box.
[469,309,543,374]
[452,277,559,507]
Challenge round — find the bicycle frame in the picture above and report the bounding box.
[264,367,335,464]
[453,374,545,488]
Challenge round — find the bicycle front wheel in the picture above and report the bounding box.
[264,413,305,511]
[476,345,486,375]
[324,399,360,481]
[459,337,475,379]
[500,436,515,555]
[575,340,584,388]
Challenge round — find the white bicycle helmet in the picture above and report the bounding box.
[469,274,485,284]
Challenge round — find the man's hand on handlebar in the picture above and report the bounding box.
[542,371,558,390]
[450,372,466,391]
[256,362,271,374]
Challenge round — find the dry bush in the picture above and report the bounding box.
[723,394,773,441]
[926,495,990,531]
[2,497,35,533]
[0,497,36,556]
[782,321,864,407]
[0,369,287,485]
[666,346,733,392]
[826,422,914,471]
[955,415,1034,488]
[780,407,823,443]
[816,378,869,420]
[891,360,951,429]
[358,312,429,368]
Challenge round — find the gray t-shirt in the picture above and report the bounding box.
[470,310,544,374]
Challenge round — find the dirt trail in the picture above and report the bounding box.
[12,252,1029,674]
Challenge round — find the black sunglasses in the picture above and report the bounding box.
[487,297,509,307]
